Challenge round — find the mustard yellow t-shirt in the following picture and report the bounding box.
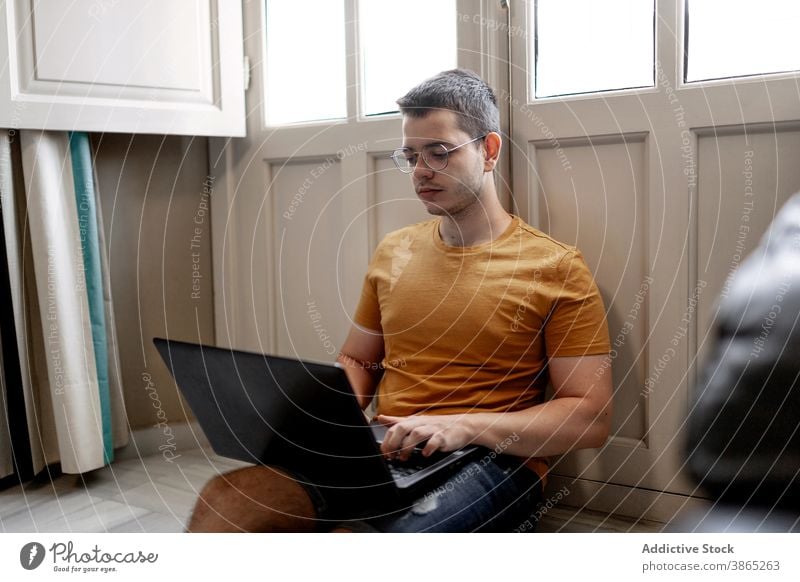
[353,215,610,480]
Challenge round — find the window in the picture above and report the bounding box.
[265,0,347,125]
[685,0,800,82]
[532,0,655,98]
[359,0,457,116]
[265,0,458,124]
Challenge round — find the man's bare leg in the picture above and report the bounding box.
[187,465,317,532]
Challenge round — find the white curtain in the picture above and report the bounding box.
[0,130,128,479]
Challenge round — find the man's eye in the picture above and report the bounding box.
[428,151,448,160]
[404,154,418,163]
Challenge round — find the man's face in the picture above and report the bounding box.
[401,109,487,217]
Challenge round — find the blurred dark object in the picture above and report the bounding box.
[681,192,800,531]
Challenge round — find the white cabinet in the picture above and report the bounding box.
[0,0,245,136]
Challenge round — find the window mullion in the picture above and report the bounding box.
[344,0,359,122]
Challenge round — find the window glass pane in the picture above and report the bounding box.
[533,0,654,98]
[359,0,457,116]
[266,0,347,125]
[686,0,800,82]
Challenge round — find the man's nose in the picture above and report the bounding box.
[411,153,435,180]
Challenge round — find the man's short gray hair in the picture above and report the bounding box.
[396,69,500,138]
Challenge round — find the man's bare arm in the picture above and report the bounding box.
[336,324,385,410]
[469,354,612,456]
[378,354,612,459]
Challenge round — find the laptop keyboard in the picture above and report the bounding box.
[388,460,428,479]
[387,450,451,480]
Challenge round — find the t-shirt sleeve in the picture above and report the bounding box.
[352,251,383,332]
[545,249,610,357]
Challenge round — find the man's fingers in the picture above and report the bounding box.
[382,421,435,461]
[396,437,418,462]
[377,415,408,457]
[381,422,410,457]
[421,432,445,457]
[397,427,434,461]
[376,414,400,426]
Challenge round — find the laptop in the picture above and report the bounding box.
[153,337,482,514]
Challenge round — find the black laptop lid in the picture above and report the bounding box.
[153,338,391,489]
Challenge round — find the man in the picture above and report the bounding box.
[188,69,612,533]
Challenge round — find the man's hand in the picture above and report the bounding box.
[376,413,474,462]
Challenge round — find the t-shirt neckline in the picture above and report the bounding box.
[432,214,520,255]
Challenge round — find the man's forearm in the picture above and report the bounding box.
[464,397,611,458]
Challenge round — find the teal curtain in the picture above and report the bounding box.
[69,132,114,464]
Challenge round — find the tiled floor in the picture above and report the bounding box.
[0,449,249,533]
[0,449,662,533]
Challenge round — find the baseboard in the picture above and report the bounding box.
[115,420,210,462]
[545,474,714,525]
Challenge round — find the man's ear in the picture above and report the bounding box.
[483,132,502,171]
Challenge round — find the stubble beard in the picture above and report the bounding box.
[421,173,485,220]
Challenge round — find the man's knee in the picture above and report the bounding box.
[196,471,237,505]
[188,465,317,532]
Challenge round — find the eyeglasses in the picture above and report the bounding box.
[390,135,486,174]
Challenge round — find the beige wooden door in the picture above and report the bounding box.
[210,1,510,363]
[508,0,800,520]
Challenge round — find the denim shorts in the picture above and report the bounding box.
[295,454,543,533]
